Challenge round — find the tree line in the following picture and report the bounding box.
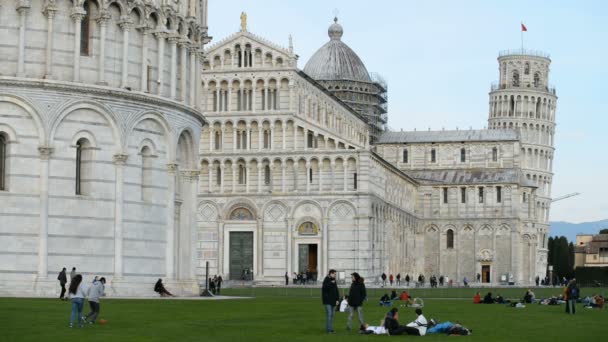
[547,236,574,279]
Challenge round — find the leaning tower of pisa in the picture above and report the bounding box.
[488,49,557,282]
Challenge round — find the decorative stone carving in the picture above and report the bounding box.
[477,249,494,262]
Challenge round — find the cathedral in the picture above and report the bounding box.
[0,1,556,296]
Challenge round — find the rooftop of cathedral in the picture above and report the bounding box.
[376,129,519,144]
[303,17,372,83]
[404,168,536,187]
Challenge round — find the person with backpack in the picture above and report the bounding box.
[57,268,68,300]
[67,274,86,328]
[321,269,340,334]
[347,272,367,331]
[566,278,579,314]
[84,277,105,324]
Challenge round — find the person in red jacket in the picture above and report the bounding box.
[473,292,481,304]
[389,274,394,286]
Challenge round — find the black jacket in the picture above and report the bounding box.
[321,276,340,305]
[348,281,367,307]
[57,271,67,285]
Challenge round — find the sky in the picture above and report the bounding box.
[208,0,608,223]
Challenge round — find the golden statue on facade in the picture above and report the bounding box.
[240,12,247,32]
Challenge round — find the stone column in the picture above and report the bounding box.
[188,171,200,280]
[119,18,133,88]
[252,83,257,113]
[155,31,166,95]
[281,163,287,193]
[232,128,237,152]
[322,218,329,277]
[269,125,275,151]
[289,84,294,111]
[343,163,348,191]
[282,125,286,150]
[264,87,269,110]
[330,161,335,191]
[293,125,298,150]
[286,217,293,275]
[258,127,263,151]
[245,123,250,150]
[318,161,323,192]
[227,86,232,112]
[38,146,53,278]
[179,41,189,102]
[257,164,263,193]
[97,12,111,85]
[220,123,225,150]
[257,218,263,277]
[196,51,204,110]
[166,163,178,279]
[232,165,237,193]
[16,1,31,77]
[43,4,57,79]
[139,27,149,91]
[168,37,178,98]
[208,165,213,192]
[219,163,225,193]
[70,8,86,82]
[304,129,308,151]
[240,86,245,111]
[113,154,128,279]
[245,162,250,193]
[305,161,311,193]
[189,47,197,106]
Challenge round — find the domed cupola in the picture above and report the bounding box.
[303,17,371,82]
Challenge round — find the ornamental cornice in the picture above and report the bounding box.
[16,0,31,12]
[167,163,179,173]
[0,77,206,126]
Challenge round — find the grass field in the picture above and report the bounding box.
[1,287,606,342]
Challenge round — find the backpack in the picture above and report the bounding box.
[571,287,578,298]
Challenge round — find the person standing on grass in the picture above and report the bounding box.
[566,278,579,315]
[68,274,86,328]
[217,276,223,294]
[57,267,68,300]
[389,274,394,286]
[322,269,340,334]
[346,272,367,331]
[70,267,76,282]
[84,277,105,324]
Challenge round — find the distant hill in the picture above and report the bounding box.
[550,219,608,242]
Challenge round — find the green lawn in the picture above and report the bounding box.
[1,287,606,341]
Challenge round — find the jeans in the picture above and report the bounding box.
[70,298,84,327]
[567,299,576,314]
[347,305,364,330]
[85,301,100,323]
[324,304,335,332]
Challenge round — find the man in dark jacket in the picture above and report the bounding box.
[347,272,367,331]
[57,267,67,300]
[322,269,340,334]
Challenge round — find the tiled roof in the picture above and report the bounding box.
[377,129,519,144]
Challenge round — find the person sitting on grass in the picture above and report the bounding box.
[383,308,409,335]
[494,294,507,304]
[400,290,410,301]
[379,293,392,306]
[154,279,175,297]
[403,308,428,336]
[483,292,494,304]
[473,292,481,304]
[390,290,398,300]
[523,289,536,303]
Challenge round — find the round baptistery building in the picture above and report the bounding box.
[0,0,210,296]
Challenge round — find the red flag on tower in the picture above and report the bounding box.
[521,23,528,32]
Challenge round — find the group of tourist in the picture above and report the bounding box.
[208,275,224,295]
[57,267,106,328]
[322,269,471,335]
